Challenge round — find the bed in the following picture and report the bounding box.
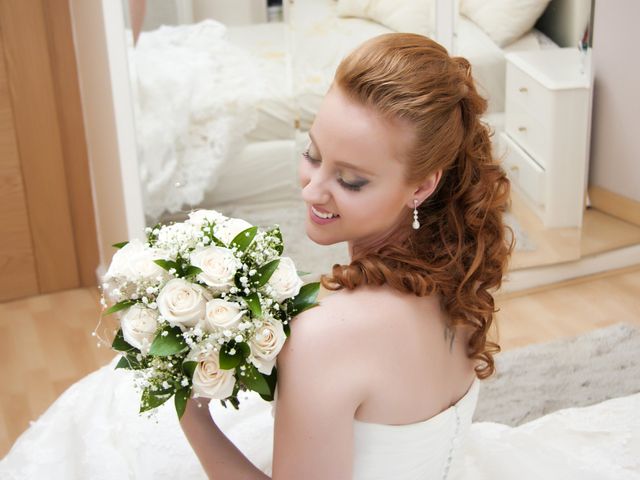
[131,0,560,223]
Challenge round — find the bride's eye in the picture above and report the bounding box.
[303,146,369,192]
[302,149,320,165]
[338,178,363,192]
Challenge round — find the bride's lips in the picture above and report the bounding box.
[308,205,340,225]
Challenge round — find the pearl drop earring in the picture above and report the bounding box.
[412,199,420,230]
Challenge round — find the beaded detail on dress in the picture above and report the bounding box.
[442,404,462,479]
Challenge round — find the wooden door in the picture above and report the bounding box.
[0,0,99,302]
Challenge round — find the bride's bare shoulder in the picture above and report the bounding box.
[319,284,424,317]
[275,287,390,401]
[286,285,413,343]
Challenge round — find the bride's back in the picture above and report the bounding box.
[317,284,477,426]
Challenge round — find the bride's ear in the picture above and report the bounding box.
[407,169,442,208]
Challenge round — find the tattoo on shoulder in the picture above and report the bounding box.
[444,325,455,352]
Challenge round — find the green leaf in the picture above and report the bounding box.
[220,397,240,410]
[219,342,243,370]
[115,356,133,369]
[259,392,274,402]
[103,300,135,316]
[240,363,272,396]
[183,265,203,278]
[284,322,291,338]
[140,388,172,413]
[174,386,191,419]
[182,360,197,379]
[296,270,311,277]
[149,326,187,356]
[289,282,321,316]
[244,292,262,317]
[115,353,144,370]
[112,329,137,353]
[230,226,258,253]
[253,259,280,288]
[263,367,277,397]
[153,259,179,273]
[112,241,129,249]
[209,234,226,247]
[237,341,250,359]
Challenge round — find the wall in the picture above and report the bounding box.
[589,0,640,204]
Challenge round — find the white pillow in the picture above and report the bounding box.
[337,0,435,36]
[461,0,551,47]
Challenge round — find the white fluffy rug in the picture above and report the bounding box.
[473,323,640,426]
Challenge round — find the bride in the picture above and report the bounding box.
[181,31,498,479]
[2,33,639,480]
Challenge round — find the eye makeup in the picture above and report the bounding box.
[302,148,370,192]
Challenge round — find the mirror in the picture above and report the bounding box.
[119,0,640,285]
[451,0,591,270]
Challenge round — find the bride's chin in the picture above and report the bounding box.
[305,228,340,246]
[310,237,337,246]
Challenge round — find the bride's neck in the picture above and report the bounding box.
[348,217,413,261]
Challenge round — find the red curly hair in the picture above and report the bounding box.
[320,33,515,380]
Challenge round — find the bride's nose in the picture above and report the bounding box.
[300,165,331,206]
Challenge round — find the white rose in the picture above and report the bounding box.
[121,304,159,355]
[214,217,253,246]
[249,317,286,375]
[156,278,210,329]
[267,257,303,302]
[204,299,245,332]
[192,351,236,400]
[190,246,240,292]
[104,239,168,283]
[186,209,226,228]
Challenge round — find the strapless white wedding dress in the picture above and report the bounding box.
[2,355,639,479]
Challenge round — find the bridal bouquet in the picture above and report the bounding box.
[99,209,319,418]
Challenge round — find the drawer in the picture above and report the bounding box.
[505,101,551,170]
[500,132,546,208]
[505,62,553,124]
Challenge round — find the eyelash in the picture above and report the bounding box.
[302,149,365,192]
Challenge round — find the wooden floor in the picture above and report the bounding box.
[1,266,639,457]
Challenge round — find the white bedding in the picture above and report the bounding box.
[225,0,556,142]
[224,23,296,142]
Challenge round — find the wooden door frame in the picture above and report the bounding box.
[68,0,146,282]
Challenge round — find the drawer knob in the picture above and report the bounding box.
[518,126,527,132]
[519,87,528,93]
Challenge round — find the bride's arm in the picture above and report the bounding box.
[271,304,366,479]
[180,303,367,480]
[180,396,269,479]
